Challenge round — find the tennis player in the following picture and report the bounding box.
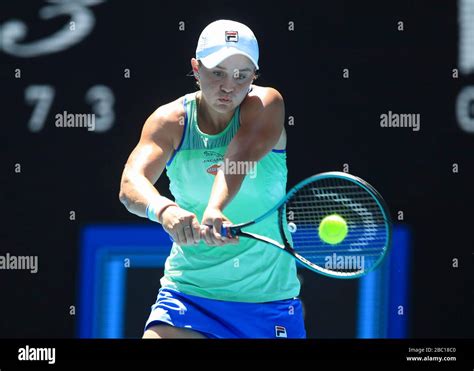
[119,19,306,338]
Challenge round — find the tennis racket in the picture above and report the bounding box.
[218,171,392,279]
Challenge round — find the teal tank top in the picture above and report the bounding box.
[160,91,300,302]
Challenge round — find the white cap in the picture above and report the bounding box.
[196,20,259,70]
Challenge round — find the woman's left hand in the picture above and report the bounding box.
[201,207,239,246]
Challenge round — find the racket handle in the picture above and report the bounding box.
[220,225,232,238]
[206,224,234,238]
[168,224,234,242]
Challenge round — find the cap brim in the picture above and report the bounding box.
[199,47,259,70]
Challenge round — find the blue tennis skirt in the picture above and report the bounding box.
[144,288,306,339]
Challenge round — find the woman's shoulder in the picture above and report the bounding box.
[147,93,194,135]
[145,94,189,150]
[154,95,188,122]
[246,85,283,102]
[239,85,286,150]
[240,85,284,122]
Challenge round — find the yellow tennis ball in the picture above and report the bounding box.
[318,214,348,244]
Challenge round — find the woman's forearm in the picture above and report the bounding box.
[119,171,176,220]
[207,169,246,211]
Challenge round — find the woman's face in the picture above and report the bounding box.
[192,55,256,113]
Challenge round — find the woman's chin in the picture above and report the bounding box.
[213,102,235,112]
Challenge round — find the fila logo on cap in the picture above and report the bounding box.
[225,30,239,42]
[275,325,287,338]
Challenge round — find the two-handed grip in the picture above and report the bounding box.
[205,224,233,238]
[168,224,233,242]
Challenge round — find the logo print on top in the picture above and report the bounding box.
[207,163,221,176]
[275,325,287,338]
[203,150,223,159]
[225,31,238,42]
[203,151,224,175]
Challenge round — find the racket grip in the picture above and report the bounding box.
[168,225,234,243]
[206,224,233,238]
[220,225,231,238]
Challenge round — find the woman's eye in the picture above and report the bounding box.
[213,71,223,77]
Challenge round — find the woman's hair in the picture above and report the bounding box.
[188,60,260,90]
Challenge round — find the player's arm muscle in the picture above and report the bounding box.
[208,88,285,210]
[119,107,178,218]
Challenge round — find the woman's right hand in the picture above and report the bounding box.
[160,206,201,246]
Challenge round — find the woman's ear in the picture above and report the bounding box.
[253,70,260,81]
[191,58,200,77]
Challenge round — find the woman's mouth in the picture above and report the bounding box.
[218,97,231,103]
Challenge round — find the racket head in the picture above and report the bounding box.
[279,171,392,279]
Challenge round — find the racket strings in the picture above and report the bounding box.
[283,177,389,274]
